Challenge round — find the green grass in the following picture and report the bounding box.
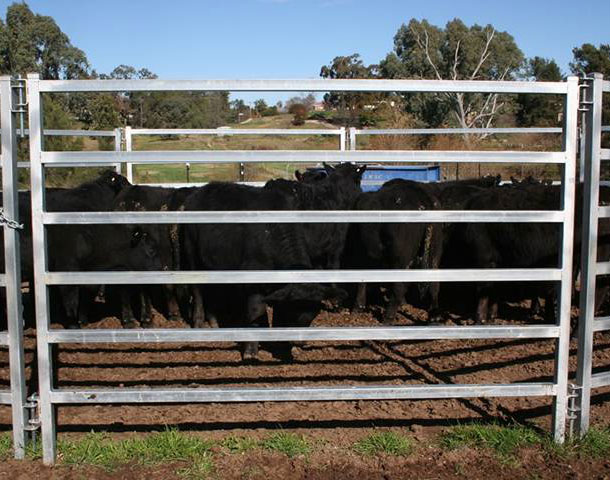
[58,429,214,473]
[549,427,610,459]
[440,423,541,458]
[353,431,413,456]
[261,432,311,458]
[221,435,259,454]
[0,434,12,459]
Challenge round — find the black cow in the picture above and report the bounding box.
[111,185,196,326]
[182,163,365,361]
[342,179,443,324]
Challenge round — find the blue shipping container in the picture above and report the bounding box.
[307,165,440,192]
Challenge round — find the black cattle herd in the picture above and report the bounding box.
[1,164,608,361]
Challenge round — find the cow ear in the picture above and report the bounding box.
[295,170,304,182]
[323,162,335,174]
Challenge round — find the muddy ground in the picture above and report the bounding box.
[0,302,608,478]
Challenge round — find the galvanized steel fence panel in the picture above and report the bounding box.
[26,74,579,464]
[0,76,29,459]
[575,73,610,435]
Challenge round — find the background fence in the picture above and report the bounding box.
[24,75,580,465]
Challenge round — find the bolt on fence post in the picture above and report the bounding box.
[349,127,356,151]
[574,73,604,437]
[0,76,28,459]
[27,72,57,465]
[551,76,579,443]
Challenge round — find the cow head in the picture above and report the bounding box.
[98,170,131,194]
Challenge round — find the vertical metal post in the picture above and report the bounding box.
[125,126,133,183]
[339,127,346,151]
[349,127,356,151]
[0,77,27,459]
[27,73,56,464]
[113,128,122,174]
[552,76,579,443]
[575,73,604,436]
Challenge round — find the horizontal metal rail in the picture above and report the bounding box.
[593,317,610,332]
[603,80,610,92]
[42,210,565,225]
[43,268,562,285]
[598,206,610,219]
[49,383,557,404]
[353,127,563,135]
[46,324,560,344]
[0,391,13,404]
[591,372,610,389]
[15,129,116,137]
[602,126,610,133]
[131,128,343,136]
[0,332,8,345]
[37,78,569,94]
[0,274,5,287]
[601,149,610,161]
[595,261,610,275]
[41,150,567,165]
[16,162,122,169]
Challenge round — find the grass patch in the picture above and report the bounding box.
[261,432,311,458]
[549,427,610,459]
[353,431,412,456]
[221,436,259,454]
[0,434,12,459]
[58,429,214,472]
[441,423,541,458]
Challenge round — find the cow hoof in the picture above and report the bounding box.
[242,343,259,362]
[141,321,154,329]
[123,318,138,329]
[193,318,206,329]
[353,304,366,313]
[168,314,184,323]
[208,317,219,328]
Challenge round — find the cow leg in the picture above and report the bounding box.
[595,279,610,314]
[383,282,406,325]
[60,286,80,328]
[476,294,490,324]
[354,283,367,311]
[544,288,557,324]
[489,300,499,321]
[191,286,207,328]
[140,289,153,327]
[165,284,183,323]
[242,293,268,362]
[120,289,138,328]
[94,285,106,303]
[530,297,543,318]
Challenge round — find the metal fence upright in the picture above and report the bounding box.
[0,76,28,458]
[575,73,610,435]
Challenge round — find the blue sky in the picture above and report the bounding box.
[2,0,609,104]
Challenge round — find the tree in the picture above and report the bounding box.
[320,54,379,125]
[253,99,268,117]
[0,3,88,79]
[288,103,307,125]
[380,19,524,134]
[516,57,563,127]
[570,44,610,76]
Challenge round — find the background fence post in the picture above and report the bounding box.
[575,72,604,436]
[125,126,133,183]
[114,127,122,174]
[0,76,28,459]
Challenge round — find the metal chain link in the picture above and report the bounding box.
[0,208,24,230]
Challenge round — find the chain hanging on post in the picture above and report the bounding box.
[0,208,24,230]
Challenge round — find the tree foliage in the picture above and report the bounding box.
[320,54,380,126]
[516,57,563,127]
[380,19,524,132]
[571,44,610,124]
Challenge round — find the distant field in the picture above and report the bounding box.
[128,115,341,183]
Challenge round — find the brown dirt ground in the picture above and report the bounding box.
[0,302,608,478]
